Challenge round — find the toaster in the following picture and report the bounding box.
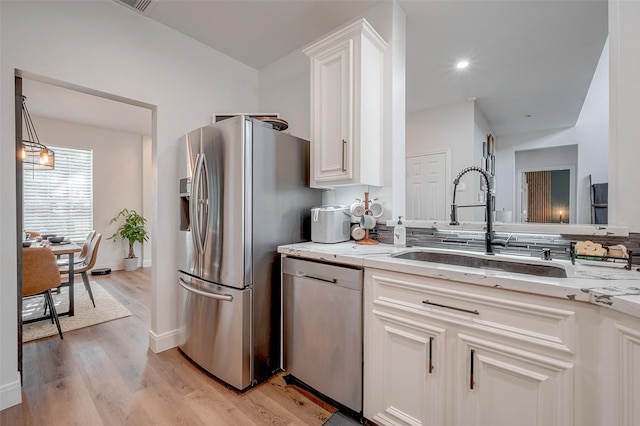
[311,206,351,243]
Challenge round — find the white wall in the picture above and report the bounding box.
[406,100,480,220]
[258,1,405,223]
[494,39,609,225]
[29,115,151,271]
[0,1,259,409]
[575,40,609,224]
[609,0,640,232]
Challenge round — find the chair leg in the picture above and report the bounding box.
[45,290,63,339]
[42,297,51,319]
[46,296,53,324]
[81,271,95,307]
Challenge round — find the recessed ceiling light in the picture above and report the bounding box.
[456,60,469,70]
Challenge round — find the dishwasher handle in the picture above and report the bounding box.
[295,271,337,284]
[178,277,234,301]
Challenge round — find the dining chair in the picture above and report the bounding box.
[23,248,64,339]
[59,233,102,308]
[57,230,96,267]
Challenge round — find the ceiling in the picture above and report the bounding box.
[23,0,608,137]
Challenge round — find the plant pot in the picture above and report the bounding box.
[123,257,138,272]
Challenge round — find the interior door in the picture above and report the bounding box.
[406,153,447,220]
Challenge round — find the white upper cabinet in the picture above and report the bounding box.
[303,19,387,188]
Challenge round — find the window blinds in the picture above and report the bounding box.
[23,145,93,242]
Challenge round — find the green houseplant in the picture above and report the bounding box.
[108,208,148,271]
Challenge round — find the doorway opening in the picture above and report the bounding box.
[15,71,155,375]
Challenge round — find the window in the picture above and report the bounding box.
[23,145,93,241]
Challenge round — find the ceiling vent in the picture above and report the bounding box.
[114,0,155,16]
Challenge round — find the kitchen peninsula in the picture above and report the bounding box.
[279,241,640,426]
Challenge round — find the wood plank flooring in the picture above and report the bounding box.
[1,268,337,425]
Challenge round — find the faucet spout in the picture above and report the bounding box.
[450,166,494,254]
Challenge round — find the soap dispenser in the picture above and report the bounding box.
[394,216,406,247]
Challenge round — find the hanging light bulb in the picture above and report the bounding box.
[21,96,55,171]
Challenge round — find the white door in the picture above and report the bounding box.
[406,153,447,220]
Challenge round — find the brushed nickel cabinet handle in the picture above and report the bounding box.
[422,300,479,315]
[428,337,434,374]
[342,139,347,172]
[470,349,475,390]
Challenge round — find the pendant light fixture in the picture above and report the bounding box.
[21,96,55,170]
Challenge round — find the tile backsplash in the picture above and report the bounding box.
[375,225,640,264]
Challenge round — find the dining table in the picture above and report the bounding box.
[23,241,82,322]
[49,241,82,316]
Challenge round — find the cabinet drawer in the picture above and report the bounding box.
[367,269,576,355]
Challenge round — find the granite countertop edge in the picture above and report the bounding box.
[278,242,640,319]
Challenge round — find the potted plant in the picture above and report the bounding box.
[108,208,148,271]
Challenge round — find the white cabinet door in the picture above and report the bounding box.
[365,308,446,426]
[614,323,640,426]
[455,333,574,426]
[304,19,386,188]
[311,39,352,183]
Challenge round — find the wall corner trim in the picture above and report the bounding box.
[0,373,22,410]
[148,329,179,353]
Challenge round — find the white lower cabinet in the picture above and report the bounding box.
[455,333,573,426]
[364,268,576,426]
[595,310,640,426]
[366,307,446,426]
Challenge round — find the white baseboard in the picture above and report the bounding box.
[0,373,22,410]
[142,258,152,268]
[148,329,179,353]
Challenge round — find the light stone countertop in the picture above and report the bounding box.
[278,242,640,319]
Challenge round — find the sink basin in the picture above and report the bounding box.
[392,250,568,278]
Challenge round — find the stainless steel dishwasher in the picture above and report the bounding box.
[282,256,364,413]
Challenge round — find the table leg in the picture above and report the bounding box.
[68,252,74,316]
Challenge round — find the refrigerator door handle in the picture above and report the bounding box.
[190,153,206,254]
[178,278,234,302]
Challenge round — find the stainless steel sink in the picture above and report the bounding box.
[392,250,568,278]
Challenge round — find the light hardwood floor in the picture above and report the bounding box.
[1,268,336,425]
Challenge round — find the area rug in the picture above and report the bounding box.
[22,281,131,342]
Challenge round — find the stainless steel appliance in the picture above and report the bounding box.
[310,205,351,243]
[282,257,364,412]
[177,116,321,390]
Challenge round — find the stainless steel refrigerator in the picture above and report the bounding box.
[177,116,321,390]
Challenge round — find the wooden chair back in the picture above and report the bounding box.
[22,248,62,297]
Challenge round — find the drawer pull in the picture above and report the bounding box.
[422,300,479,315]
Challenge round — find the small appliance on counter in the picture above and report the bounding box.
[311,206,351,243]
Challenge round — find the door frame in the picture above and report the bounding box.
[516,164,576,224]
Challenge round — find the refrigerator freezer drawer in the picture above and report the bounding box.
[178,273,252,390]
